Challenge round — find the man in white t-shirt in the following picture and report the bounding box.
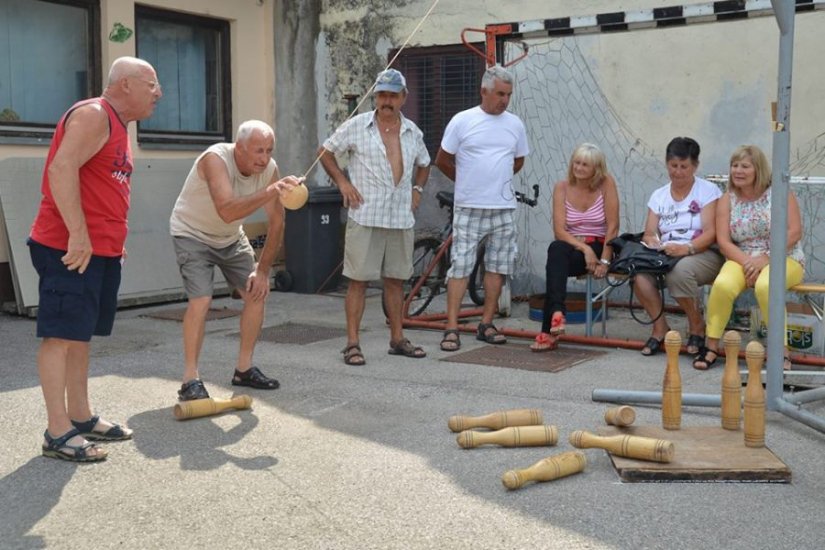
[170,120,301,401]
[434,65,529,351]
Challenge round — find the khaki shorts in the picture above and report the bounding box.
[343,219,413,281]
[173,235,255,297]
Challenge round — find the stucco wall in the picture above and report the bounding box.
[309,0,825,292]
[0,0,276,303]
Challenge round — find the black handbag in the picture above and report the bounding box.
[608,232,682,276]
[606,232,682,324]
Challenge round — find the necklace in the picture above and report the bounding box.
[378,117,400,133]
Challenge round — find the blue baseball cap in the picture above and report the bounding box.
[374,69,407,93]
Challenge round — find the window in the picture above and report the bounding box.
[136,6,230,147]
[391,44,486,158]
[0,0,100,143]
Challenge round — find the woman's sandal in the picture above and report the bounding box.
[342,344,366,366]
[693,347,719,370]
[476,322,507,345]
[440,329,461,352]
[640,336,664,356]
[71,415,133,441]
[388,338,426,359]
[686,333,706,355]
[530,332,558,353]
[42,428,107,463]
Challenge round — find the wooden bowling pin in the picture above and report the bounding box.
[569,430,674,463]
[457,425,558,449]
[501,451,586,490]
[604,406,636,427]
[662,330,682,430]
[174,395,253,420]
[448,409,543,433]
[743,341,766,447]
[721,330,743,430]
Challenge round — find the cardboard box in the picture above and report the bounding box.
[750,302,824,355]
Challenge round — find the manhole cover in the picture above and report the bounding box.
[254,322,347,345]
[143,307,241,322]
[441,344,606,373]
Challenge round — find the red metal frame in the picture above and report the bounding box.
[460,25,528,68]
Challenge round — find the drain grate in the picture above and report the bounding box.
[254,322,347,345]
[143,307,241,322]
[440,344,606,373]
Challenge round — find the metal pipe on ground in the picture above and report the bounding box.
[402,316,825,366]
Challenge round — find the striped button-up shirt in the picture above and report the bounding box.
[323,110,430,229]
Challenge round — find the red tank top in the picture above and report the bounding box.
[30,98,132,257]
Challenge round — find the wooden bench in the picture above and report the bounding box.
[579,280,825,338]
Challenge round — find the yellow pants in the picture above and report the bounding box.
[706,258,804,341]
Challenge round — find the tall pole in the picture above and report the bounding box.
[766,0,794,409]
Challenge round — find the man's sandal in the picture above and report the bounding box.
[476,323,507,345]
[388,338,426,359]
[71,415,133,441]
[693,347,719,370]
[342,344,366,365]
[178,379,210,402]
[232,366,280,389]
[530,332,558,353]
[42,428,107,463]
[440,329,461,352]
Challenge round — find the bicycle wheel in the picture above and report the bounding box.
[383,237,448,318]
[468,243,486,306]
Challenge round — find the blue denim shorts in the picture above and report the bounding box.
[28,239,121,342]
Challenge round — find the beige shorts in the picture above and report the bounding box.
[343,219,413,281]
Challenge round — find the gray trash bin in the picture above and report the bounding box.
[284,186,344,293]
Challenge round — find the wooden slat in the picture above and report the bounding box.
[791,283,825,294]
[597,425,791,482]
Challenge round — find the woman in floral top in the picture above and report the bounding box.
[636,137,724,357]
[694,145,804,370]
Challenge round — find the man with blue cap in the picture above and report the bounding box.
[319,68,431,366]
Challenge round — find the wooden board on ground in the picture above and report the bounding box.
[597,425,791,483]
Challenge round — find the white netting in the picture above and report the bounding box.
[505,38,666,294]
[504,38,825,293]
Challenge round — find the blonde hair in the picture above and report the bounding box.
[729,145,772,196]
[567,143,608,190]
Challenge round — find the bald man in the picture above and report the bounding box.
[29,56,162,462]
[170,120,302,402]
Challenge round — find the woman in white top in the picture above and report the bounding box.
[636,137,724,357]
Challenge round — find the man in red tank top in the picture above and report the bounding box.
[28,57,162,462]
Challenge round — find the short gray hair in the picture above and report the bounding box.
[481,65,513,90]
[107,56,154,84]
[236,120,274,143]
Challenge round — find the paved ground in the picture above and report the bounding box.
[1,289,824,549]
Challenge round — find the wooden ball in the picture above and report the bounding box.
[282,183,308,210]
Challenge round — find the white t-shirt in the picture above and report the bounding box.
[440,106,529,209]
[647,176,721,244]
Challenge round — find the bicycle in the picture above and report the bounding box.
[383,184,539,318]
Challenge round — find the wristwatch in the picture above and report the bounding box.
[413,185,424,194]
[687,242,695,255]
[599,259,610,266]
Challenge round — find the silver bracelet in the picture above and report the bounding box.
[413,185,424,194]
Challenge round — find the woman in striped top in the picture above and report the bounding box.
[531,143,620,352]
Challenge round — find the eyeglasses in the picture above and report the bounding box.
[134,77,162,93]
